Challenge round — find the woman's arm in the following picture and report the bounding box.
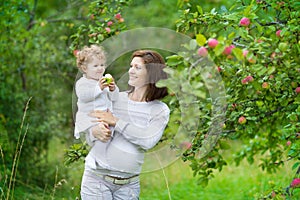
[116,108,169,150]
[91,106,170,150]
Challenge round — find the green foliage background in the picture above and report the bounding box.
[0,0,299,199]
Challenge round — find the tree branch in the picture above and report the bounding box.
[255,20,286,27]
[28,17,88,28]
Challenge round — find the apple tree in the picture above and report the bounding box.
[161,0,300,197]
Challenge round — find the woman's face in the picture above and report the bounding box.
[128,56,148,88]
[83,56,106,80]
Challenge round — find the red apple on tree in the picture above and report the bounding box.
[239,17,250,27]
[105,27,111,33]
[241,75,254,84]
[290,178,300,188]
[107,21,113,26]
[242,49,249,57]
[238,116,247,124]
[197,47,208,57]
[73,49,79,57]
[223,45,235,55]
[276,30,282,37]
[262,82,270,89]
[207,38,218,48]
[115,13,122,20]
[248,56,256,64]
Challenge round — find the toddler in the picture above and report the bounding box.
[74,45,118,139]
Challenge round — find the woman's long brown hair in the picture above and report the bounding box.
[128,50,168,101]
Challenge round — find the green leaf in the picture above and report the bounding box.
[196,33,207,46]
[256,101,264,107]
[97,34,104,41]
[254,21,263,33]
[267,66,276,75]
[257,68,268,76]
[214,44,225,56]
[243,5,252,16]
[232,48,243,61]
[163,67,175,75]
[228,32,236,40]
[193,90,206,99]
[219,140,231,150]
[197,5,203,15]
[156,79,168,88]
[292,162,300,170]
[166,55,183,66]
[197,177,209,187]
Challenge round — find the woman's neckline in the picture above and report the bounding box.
[127,91,146,102]
[126,92,152,104]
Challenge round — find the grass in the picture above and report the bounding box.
[6,139,300,200]
[139,159,296,200]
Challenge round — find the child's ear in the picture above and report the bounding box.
[81,65,87,73]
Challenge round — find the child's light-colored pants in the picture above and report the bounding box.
[80,170,140,200]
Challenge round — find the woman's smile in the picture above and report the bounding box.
[128,57,148,87]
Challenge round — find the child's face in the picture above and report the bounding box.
[83,56,106,80]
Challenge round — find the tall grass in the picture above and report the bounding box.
[1,97,31,200]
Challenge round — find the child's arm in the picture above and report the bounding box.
[76,78,104,103]
[108,85,119,101]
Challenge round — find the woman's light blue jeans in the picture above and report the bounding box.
[80,170,140,200]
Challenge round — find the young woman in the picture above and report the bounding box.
[80,50,170,200]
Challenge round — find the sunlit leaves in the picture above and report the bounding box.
[174,0,300,191]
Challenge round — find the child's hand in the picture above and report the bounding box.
[108,80,116,92]
[99,78,108,90]
[100,74,116,91]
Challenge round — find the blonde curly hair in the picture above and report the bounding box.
[76,45,106,72]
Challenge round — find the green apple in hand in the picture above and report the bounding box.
[104,74,113,84]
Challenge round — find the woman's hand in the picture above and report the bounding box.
[90,110,118,127]
[91,122,111,142]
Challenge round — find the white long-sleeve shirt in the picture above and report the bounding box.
[74,75,119,139]
[85,91,170,177]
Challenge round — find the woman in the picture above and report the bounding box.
[80,50,170,200]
